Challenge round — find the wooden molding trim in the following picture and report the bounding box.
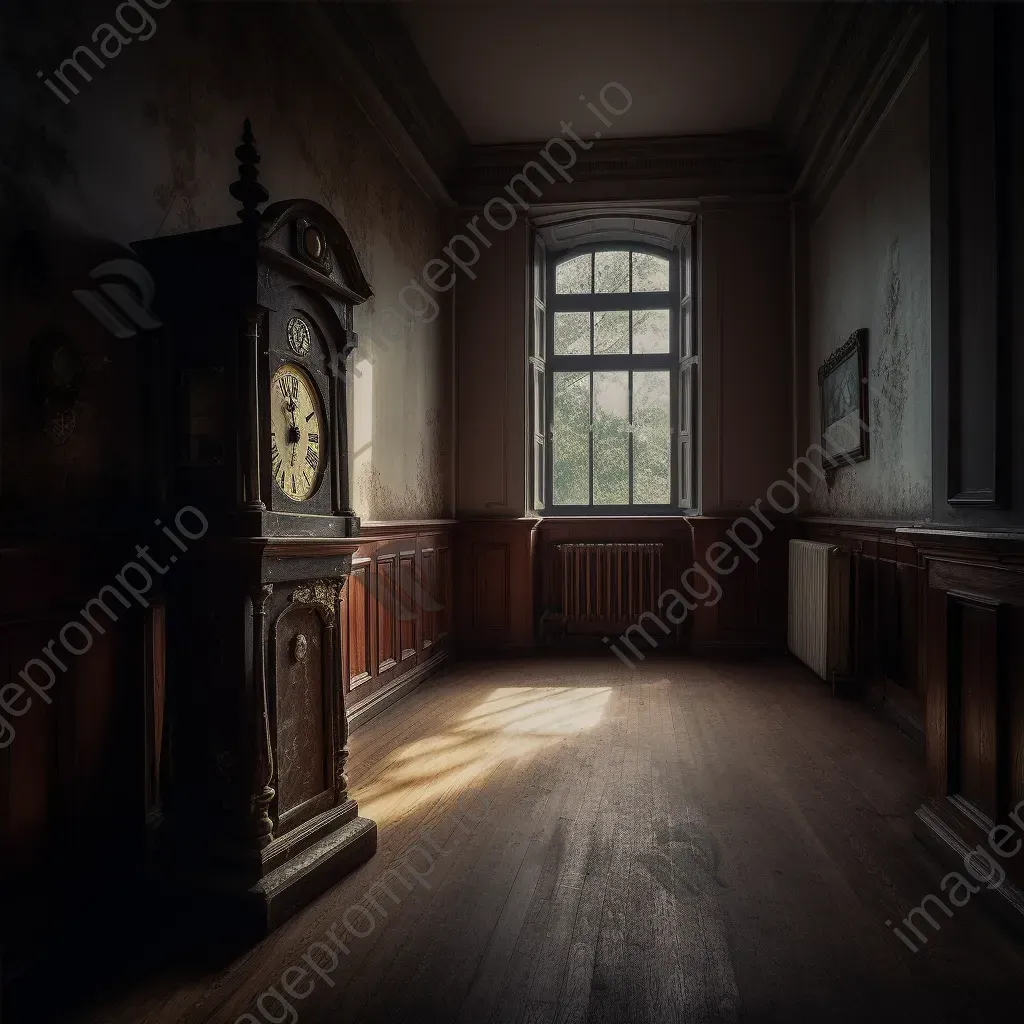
[915,800,1024,934]
[941,5,1013,513]
[348,649,451,732]
[301,4,466,207]
[449,132,795,205]
[359,519,458,539]
[783,5,929,213]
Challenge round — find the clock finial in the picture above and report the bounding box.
[229,117,269,226]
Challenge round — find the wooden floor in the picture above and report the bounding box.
[47,657,1024,1022]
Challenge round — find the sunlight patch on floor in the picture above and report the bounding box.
[354,686,612,824]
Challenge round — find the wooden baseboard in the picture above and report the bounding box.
[866,678,924,743]
[914,800,1024,937]
[691,642,785,658]
[348,649,450,731]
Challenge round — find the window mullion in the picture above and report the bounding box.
[588,371,594,508]
[628,369,634,506]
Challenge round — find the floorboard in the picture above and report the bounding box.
[27,655,1024,1024]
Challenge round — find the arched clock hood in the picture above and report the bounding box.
[258,198,373,308]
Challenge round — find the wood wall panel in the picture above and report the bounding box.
[375,555,398,676]
[420,548,436,651]
[802,519,923,727]
[688,515,793,653]
[339,522,455,724]
[932,5,1024,527]
[0,542,153,979]
[398,552,417,662]
[910,528,1024,920]
[950,597,1001,822]
[474,545,510,630]
[346,561,372,691]
[458,515,792,655]
[454,519,537,651]
[943,5,1010,507]
[437,545,451,641]
[535,518,692,646]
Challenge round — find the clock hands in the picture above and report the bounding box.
[286,397,300,466]
[273,368,320,499]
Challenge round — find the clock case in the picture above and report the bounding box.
[130,126,377,935]
[134,199,367,537]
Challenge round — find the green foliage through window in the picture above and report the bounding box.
[548,246,680,510]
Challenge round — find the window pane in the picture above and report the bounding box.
[553,372,590,504]
[553,311,590,355]
[632,371,671,504]
[632,252,670,292]
[592,371,629,504]
[594,250,630,293]
[594,309,629,355]
[632,308,670,354]
[555,254,591,294]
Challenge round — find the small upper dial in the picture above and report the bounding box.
[270,363,324,501]
[287,316,312,357]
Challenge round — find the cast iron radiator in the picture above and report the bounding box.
[787,538,851,684]
[557,542,663,629]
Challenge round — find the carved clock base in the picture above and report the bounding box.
[190,809,378,937]
[244,813,377,933]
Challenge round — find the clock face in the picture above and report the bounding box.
[287,316,312,357]
[270,363,325,502]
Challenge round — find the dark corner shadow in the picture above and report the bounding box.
[3,872,267,1024]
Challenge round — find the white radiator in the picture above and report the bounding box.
[787,539,851,684]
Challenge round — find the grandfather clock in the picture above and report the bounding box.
[133,122,375,932]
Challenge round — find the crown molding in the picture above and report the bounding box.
[304,2,468,208]
[778,3,929,215]
[448,131,796,206]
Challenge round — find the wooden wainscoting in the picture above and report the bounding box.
[0,540,158,982]
[536,518,692,648]
[802,518,924,733]
[907,528,1024,925]
[342,521,454,729]
[453,518,539,652]
[454,515,786,655]
[687,515,794,654]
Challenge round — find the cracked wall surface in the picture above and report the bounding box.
[806,55,931,521]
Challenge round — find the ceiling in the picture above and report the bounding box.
[398,1,822,145]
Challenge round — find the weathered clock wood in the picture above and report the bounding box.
[132,122,376,933]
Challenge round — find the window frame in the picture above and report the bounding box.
[543,242,680,516]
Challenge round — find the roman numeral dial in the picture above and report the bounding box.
[270,362,326,501]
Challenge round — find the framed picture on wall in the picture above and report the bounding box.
[818,328,868,469]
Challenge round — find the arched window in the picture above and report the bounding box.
[530,237,696,513]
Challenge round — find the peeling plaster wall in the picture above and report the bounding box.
[1,0,449,521]
[806,56,931,520]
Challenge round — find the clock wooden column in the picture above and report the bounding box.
[133,123,376,934]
